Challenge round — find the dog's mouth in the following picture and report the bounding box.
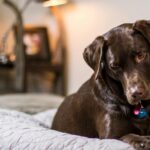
[128,92,150,105]
[130,98,150,106]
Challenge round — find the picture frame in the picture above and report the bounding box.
[23,26,51,63]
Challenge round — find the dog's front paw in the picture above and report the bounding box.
[121,134,150,150]
[131,136,150,150]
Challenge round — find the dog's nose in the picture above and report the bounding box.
[132,91,144,99]
[131,87,145,99]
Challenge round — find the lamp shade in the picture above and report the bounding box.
[42,0,67,7]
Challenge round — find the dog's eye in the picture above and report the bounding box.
[110,63,120,70]
[135,52,146,63]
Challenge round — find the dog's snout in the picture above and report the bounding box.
[132,91,144,99]
[131,86,145,100]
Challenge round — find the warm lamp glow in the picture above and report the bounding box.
[42,0,67,7]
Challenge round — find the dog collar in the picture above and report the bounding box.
[133,102,148,119]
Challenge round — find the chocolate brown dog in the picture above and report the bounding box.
[52,20,150,150]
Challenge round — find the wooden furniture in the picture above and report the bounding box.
[0,0,67,96]
[0,27,66,95]
[24,58,66,96]
[22,26,66,96]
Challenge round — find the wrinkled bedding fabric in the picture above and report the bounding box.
[0,109,135,150]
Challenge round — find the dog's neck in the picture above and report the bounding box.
[93,76,132,116]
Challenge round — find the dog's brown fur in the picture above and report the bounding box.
[52,20,150,150]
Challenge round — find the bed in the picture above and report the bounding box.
[0,94,134,150]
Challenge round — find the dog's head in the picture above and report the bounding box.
[83,20,150,105]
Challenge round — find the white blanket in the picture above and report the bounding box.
[0,109,135,150]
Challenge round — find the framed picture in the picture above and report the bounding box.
[23,26,51,63]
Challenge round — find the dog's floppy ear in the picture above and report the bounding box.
[83,36,105,79]
[133,20,150,43]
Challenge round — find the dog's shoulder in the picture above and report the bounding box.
[59,77,101,113]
